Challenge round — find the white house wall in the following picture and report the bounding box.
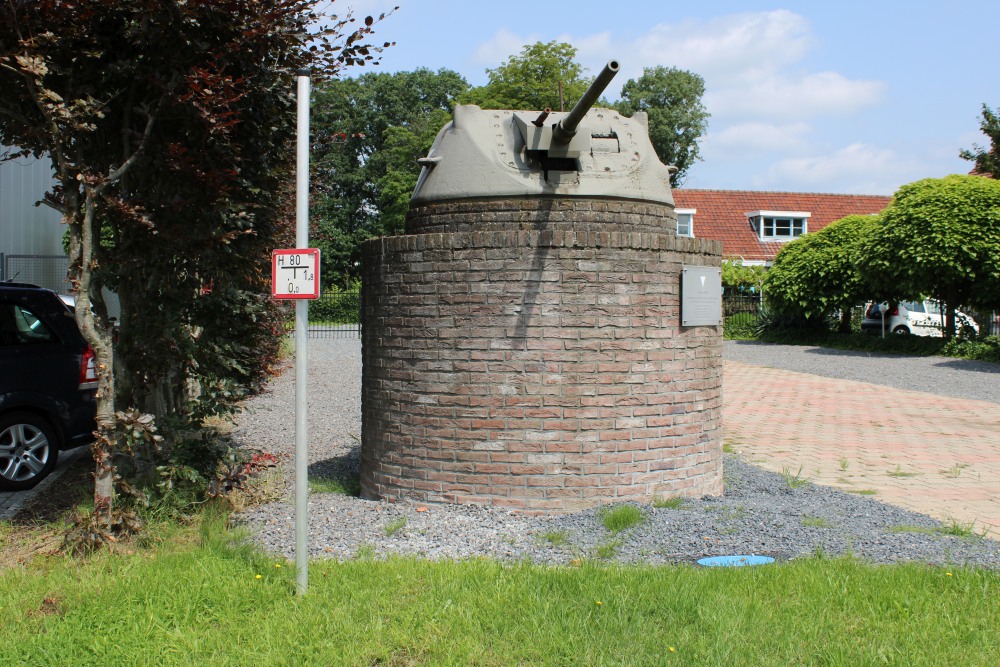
[0,150,64,256]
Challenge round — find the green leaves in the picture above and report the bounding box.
[616,67,710,187]
[859,175,1000,336]
[766,215,880,329]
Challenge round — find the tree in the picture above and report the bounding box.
[459,41,590,111]
[722,259,767,295]
[616,67,710,187]
[766,215,882,332]
[0,0,393,524]
[858,175,1000,338]
[311,69,467,285]
[960,104,1000,178]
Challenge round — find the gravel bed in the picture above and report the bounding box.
[232,338,1000,568]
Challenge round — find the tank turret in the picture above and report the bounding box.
[411,58,675,207]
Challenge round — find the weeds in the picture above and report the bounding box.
[839,457,850,471]
[384,517,407,538]
[937,519,985,539]
[309,475,361,496]
[539,530,570,548]
[891,521,989,540]
[595,539,622,560]
[599,505,645,533]
[353,544,376,560]
[652,497,685,510]
[940,463,970,478]
[780,465,810,489]
[887,465,920,478]
[801,516,831,528]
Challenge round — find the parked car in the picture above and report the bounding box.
[862,300,979,337]
[0,283,97,490]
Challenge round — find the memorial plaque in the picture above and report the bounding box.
[681,265,722,327]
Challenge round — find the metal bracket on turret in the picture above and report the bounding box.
[513,113,591,159]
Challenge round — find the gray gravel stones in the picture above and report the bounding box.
[232,339,1000,568]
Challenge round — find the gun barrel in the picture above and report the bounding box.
[552,59,620,144]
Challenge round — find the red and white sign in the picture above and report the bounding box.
[272,248,320,299]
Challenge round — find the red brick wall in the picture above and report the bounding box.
[360,198,723,512]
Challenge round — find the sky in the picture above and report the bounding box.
[323,0,999,196]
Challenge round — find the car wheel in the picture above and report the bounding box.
[0,413,60,491]
[892,325,910,335]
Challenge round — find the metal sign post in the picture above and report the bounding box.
[265,72,330,596]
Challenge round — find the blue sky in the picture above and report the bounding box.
[334,1,998,195]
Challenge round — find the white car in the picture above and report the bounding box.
[862,300,979,337]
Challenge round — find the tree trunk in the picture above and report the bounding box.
[71,185,118,526]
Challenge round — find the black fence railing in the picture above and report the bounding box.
[302,289,360,338]
[723,294,762,318]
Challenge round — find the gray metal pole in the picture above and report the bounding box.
[294,70,310,595]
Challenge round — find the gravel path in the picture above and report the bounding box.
[233,339,1000,568]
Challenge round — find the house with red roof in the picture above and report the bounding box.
[671,190,892,265]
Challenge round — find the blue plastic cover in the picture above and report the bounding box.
[697,555,775,567]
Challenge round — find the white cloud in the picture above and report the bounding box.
[471,28,545,67]
[708,122,812,153]
[705,71,885,120]
[632,10,812,85]
[765,143,924,194]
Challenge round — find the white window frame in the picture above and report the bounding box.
[675,208,695,238]
[746,210,810,242]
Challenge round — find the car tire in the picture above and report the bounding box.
[0,412,60,491]
[892,326,910,335]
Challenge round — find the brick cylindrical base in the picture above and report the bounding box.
[360,198,723,512]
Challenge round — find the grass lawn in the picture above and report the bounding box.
[1,512,997,666]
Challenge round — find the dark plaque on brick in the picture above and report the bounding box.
[681,265,722,327]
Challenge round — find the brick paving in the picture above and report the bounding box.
[0,447,86,522]
[724,360,1000,535]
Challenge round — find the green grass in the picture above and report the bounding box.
[384,517,407,537]
[308,474,360,496]
[1,514,998,666]
[538,530,571,548]
[652,496,685,510]
[848,489,879,496]
[890,521,989,540]
[595,539,622,560]
[887,465,921,478]
[801,516,831,528]
[599,505,645,533]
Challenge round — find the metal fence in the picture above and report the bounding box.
[304,288,360,338]
[1,253,71,293]
[723,294,762,319]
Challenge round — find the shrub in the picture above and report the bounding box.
[309,290,360,324]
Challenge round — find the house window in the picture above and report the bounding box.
[747,210,809,242]
[675,208,695,237]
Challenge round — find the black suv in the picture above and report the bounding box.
[0,283,97,490]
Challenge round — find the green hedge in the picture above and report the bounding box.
[309,290,360,324]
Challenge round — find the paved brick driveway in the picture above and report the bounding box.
[724,360,1000,535]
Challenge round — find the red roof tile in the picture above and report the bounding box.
[672,189,893,262]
